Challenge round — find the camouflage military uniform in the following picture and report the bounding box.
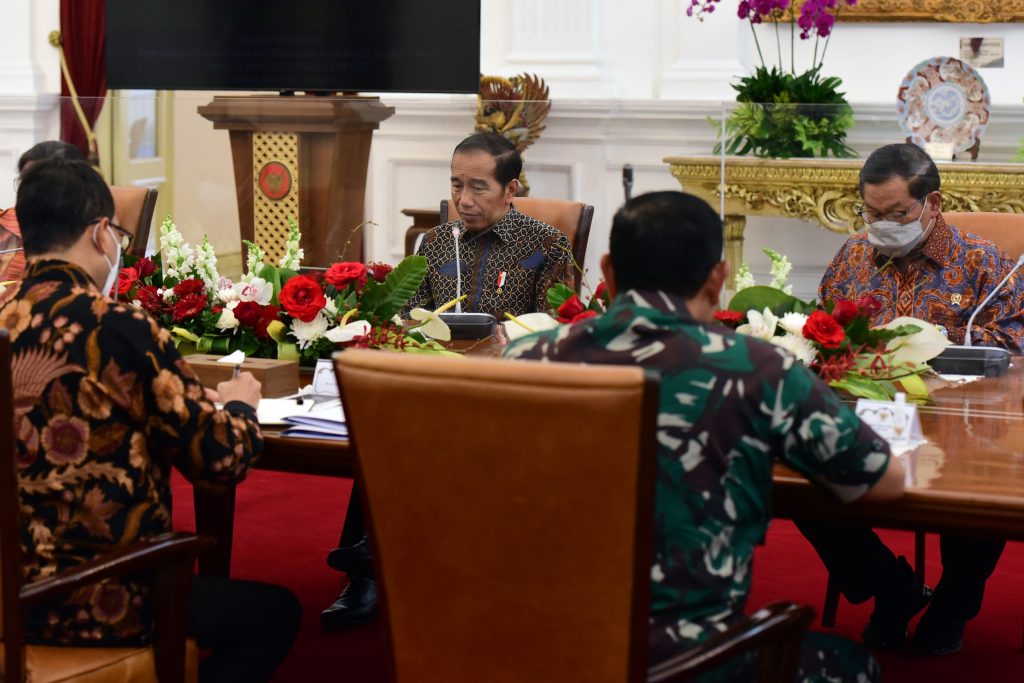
[505,289,887,682]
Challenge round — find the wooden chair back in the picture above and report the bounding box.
[441,197,594,292]
[336,350,658,683]
[944,211,1024,260]
[109,186,158,257]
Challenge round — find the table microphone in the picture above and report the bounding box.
[0,247,22,254]
[452,225,463,313]
[622,164,633,202]
[963,252,1024,347]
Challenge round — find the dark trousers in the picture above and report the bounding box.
[337,483,365,549]
[796,521,1005,621]
[189,575,302,683]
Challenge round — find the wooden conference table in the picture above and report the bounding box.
[193,359,1024,578]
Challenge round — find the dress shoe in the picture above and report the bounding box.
[320,576,378,630]
[862,559,933,650]
[326,537,373,576]
[912,611,965,656]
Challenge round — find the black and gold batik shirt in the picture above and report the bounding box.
[404,205,574,318]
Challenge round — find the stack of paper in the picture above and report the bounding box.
[281,399,348,441]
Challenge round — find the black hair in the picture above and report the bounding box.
[609,191,723,298]
[453,132,522,186]
[16,157,114,257]
[17,140,86,174]
[859,143,940,199]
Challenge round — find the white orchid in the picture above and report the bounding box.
[779,312,809,336]
[238,277,273,305]
[291,314,330,350]
[880,316,950,366]
[770,333,818,365]
[215,308,240,331]
[325,320,372,344]
[736,307,780,340]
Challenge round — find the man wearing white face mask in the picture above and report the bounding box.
[3,158,303,681]
[800,143,1015,657]
[819,142,1024,352]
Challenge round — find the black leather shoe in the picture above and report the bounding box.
[320,576,378,630]
[912,611,965,656]
[326,537,373,576]
[862,559,933,650]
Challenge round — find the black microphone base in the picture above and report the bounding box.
[929,345,1012,377]
[438,313,496,340]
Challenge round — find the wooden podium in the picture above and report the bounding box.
[198,96,394,265]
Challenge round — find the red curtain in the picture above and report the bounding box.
[59,0,106,163]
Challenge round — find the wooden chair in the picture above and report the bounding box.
[0,329,211,682]
[334,350,814,682]
[109,186,158,258]
[821,210,1024,628]
[944,211,1024,260]
[441,197,595,292]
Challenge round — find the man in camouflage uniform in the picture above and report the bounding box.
[504,191,906,681]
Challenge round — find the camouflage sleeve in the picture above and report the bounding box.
[534,232,574,314]
[766,357,891,503]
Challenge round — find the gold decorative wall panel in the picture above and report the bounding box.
[842,0,1024,23]
[252,132,300,263]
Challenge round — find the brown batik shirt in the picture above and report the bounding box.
[2,260,262,646]
[404,205,574,318]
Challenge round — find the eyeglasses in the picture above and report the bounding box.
[88,219,134,251]
[856,198,924,224]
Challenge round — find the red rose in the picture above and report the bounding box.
[571,310,599,324]
[172,293,207,322]
[174,278,206,297]
[325,262,368,290]
[233,300,263,327]
[594,281,609,304]
[134,257,156,278]
[117,267,138,295]
[831,299,859,326]
[803,310,846,349]
[713,310,744,327]
[856,294,882,319]
[255,305,281,339]
[279,275,326,322]
[137,285,162,316]
[368,262,393,283]
[556,294,586,323]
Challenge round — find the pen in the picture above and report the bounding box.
[232,364,241,379]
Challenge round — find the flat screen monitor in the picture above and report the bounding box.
[106,0,481,93]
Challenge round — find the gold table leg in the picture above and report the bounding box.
[723,215,746,290]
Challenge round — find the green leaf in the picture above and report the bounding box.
[257,264,282,306]
[546,282,575,311]
[829,375,894,401]
[727,286,805,316]
[357,255,427,323]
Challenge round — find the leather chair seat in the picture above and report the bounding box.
[0,640,198,683]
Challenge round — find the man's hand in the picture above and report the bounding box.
[216,372,262,409]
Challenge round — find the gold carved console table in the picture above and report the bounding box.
[664,156,1024,284]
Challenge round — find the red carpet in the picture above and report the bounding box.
[171,469,1024,682]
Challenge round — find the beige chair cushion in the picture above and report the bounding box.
[0,639,199,683]
[944,211,1024,260]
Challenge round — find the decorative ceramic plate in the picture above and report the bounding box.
[897,56,990,156]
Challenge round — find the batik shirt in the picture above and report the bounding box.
[403,205,573,318]
[2,260,262,646]
[504,289,890,660]
[820,214,1024,353]
[0,208,26,281]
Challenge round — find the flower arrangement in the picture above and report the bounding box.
[688,0,857,158]
[715,263,948,401]
[118,217,457,363]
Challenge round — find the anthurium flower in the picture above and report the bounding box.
[325,320,372,344]
[408,295,465,342]
[736,307,779,340]
[503,312,559,341]
[880,316,950,365]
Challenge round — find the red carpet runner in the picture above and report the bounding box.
[171,469,1024,682]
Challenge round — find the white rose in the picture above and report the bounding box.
[216,308,240,331]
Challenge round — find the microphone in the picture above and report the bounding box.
[963,252,1024,346]
[622,164,633,202]
[452,226,463,313]
[0,247,22,254]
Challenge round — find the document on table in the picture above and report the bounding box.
[280,398,348,440]
[257,398,314,426]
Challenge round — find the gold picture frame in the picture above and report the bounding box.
[840,0,1024,23]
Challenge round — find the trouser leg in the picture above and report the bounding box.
[930,535,1005,621]
[794,520,911,603]
[336,483,365,549]
[188,575,302,683]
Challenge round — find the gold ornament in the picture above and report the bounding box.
[475,73,551,196]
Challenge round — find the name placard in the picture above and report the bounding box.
[855,393,923,449]
[312,358,340,397]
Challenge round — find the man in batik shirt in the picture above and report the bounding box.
[323,132,575,629]
[403,132,574,317]
[801,143,1012,656]
[6,158,300,682]
[504,190,905,681]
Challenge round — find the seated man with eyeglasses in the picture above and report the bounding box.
[799,142,1018,656]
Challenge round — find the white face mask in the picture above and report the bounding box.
[866,208,936,258]
[94,223,122,296]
